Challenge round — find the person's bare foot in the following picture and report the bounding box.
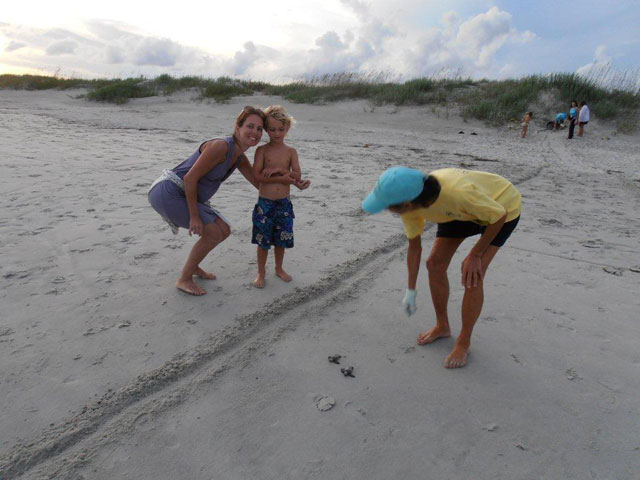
[417,325,451,345]
[275,268,292,282]
[253,273,265,288]
[195,267,216,280]
[444,344,469,369]
[176,278,206,296]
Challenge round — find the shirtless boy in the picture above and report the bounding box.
[363,167,521,368]
[251,105,310,288]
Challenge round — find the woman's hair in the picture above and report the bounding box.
[571,100,578,106]
[528,111,533,117]
[236,105,266,127]
[580,101,587,106]
[264,105,296,129]
[410,175,441,207]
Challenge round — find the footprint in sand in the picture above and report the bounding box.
[602,267,623,276]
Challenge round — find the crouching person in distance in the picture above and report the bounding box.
[362,167,521,368]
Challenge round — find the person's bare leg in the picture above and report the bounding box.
[253,246,269,288]
[418,237,464,345]
[273,246,292,282]
[193,219,230,280]
[445,245,499,368]
[578,124,584,137]
[195,267,216,280]
[177,221,226,295]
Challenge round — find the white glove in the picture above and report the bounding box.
[402,289,417,317]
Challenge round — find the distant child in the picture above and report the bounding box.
[251,105,311,288]
[520,111,532,138]
[578,101,590,137]
[554,112,568,130]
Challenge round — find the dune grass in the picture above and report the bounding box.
[2,71,638,131]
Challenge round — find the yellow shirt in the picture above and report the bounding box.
[401,168,522,239]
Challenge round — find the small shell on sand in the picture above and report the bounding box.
[314,395,336,411]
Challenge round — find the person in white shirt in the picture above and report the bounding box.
[578,101,590,137]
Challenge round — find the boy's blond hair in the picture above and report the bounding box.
[264,105,296,129]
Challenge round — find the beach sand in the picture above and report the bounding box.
[1,89,639,479]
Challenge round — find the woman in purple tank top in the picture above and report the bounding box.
[149,106,279,296]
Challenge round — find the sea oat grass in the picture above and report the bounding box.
[2,72,638,130]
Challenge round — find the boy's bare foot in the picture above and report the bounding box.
[253,273,265,288]
[195,267,216,280]
[444,344,469,369]
[176,279,206,296]
[417,325,451,345]
[275,269,292,282]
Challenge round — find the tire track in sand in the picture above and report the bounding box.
[1,234,409,479]
[0,165,540,479]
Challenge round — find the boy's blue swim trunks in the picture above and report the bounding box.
[252,197,295,250]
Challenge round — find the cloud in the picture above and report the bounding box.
[576,44,611,76]
[5,41,26,52]
[46,40,77,55]
[132,37,183,66]
[402,7,533,77]
[315,31,347,51]
[0,6,537,81]
[456,7,512,68]
[340,0,371,21]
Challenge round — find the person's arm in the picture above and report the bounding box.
[407,235,422,289]
[237,155,259,190]
[289,148,302,181]
[461,212,507,288]
[402,235,422,316]
[289,148,311,189]
[182,140,228,236]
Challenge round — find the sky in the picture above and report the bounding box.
[1,0,638,83]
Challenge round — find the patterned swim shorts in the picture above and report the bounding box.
[252,197,295,250]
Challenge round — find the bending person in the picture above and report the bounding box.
[362,167,522,368]
[148,106,270,295]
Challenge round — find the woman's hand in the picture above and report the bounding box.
[461,254,483,288]
[189,216,204,237]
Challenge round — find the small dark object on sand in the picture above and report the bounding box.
[471,132,477,135]
[341,366,355,378]
[328,355,342,364]
[458,131,465,134]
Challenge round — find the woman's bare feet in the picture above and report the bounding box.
[275,268,292,282]
[253,273,265,288]
[444,344,469,368]
[195,267,216,280]
[417,325,451,345]
[176,278,206,296]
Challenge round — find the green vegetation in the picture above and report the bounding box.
[87,78,156,104]
[2,70,638,131]
[460,72,640,125]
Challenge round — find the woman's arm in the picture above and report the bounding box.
[183,140,228,236]
[407,235,422,290]
[238,155,259,190]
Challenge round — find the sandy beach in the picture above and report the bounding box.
[1,88,639,479]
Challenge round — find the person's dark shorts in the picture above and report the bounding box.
[252,197,294,250]
[579,121,589,126]
[436,216,520,247]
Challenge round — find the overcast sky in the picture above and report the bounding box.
[1,0,638,83]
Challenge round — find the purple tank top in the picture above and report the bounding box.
[172,136,239,203]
